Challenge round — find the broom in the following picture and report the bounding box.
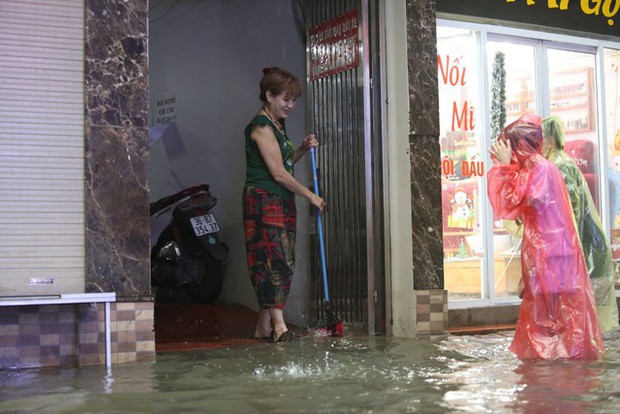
[310,147,344,337]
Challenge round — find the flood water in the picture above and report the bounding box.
[2,330,620,413]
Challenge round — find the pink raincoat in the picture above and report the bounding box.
[487,115,604,360]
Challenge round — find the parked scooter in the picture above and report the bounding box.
[150,184,228,303]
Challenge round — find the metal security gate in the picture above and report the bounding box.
[304,0,384,334]
[0,0,86,296]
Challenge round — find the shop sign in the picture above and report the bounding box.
[505,0,619,27]
[309,9,359,81]
[437,0,620,37]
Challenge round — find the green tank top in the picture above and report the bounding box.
[244,114,295,199]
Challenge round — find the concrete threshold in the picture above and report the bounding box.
[448,323,516,335]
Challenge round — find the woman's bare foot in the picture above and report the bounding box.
[254,309,272,339]
[269,308,288,339]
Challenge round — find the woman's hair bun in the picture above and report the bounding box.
[262,67,274,76]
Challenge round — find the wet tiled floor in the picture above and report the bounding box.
[154,302,306,351]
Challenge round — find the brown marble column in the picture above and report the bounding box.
[84,0,150,300]
[406,0,443,290]
[406,0,447,336]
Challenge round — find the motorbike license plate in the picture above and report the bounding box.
[190,214,220,236]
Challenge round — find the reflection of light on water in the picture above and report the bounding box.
[436,331,516,360]
[252,362,332,380]
[274,362,328,379]
[325,337,370,352]
[308,327,330,338]
[103,368,114,394]
[427,332,525,412]
[433,359,525,410]
[428,331,620,413]
[253,350,343,380]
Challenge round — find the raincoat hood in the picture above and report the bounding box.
[499,114,543,164]
[542,115,566,152]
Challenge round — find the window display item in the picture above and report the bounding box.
[487,114,604,360]
[448,185,475,229]
[563,139,598,209]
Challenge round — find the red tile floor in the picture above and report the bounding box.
[154,302,305,351]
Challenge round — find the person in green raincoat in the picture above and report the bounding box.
[542,115,619,333]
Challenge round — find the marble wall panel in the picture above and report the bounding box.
[406,0,440,136]
[84,0,150,298]
[410,135,444,289]
[406,0,444,290]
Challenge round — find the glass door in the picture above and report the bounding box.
[486,38,538,300]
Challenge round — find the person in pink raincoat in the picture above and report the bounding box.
[487,114,604,360]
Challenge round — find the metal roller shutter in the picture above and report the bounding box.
[0,0,85,296]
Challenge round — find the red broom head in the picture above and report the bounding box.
[328,320,344,337]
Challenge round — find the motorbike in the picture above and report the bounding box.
[150,184,228,303]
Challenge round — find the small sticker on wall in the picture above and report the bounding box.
[29,278,55,285]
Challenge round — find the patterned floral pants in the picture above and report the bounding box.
[242,187,297,309]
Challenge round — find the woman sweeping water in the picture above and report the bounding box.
[242,67,326,343]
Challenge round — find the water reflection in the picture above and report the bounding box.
[1,332,620,413]
[511,360,601,413]
[434,330,620,413]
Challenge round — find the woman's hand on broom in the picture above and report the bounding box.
[302,134,319,151]
[311,194,326,213]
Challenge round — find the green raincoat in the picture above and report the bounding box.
[543,115,619,333]
[546,148,618,332]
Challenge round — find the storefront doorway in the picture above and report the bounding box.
[148,0,385,335]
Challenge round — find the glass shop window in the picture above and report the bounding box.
[438,21,620,305]
[548,49,600,211]
[605,47,620,289]
[437,27,486,300]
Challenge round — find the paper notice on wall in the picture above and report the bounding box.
[155,95,177,124]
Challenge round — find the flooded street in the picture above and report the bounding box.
[2,331,620,413]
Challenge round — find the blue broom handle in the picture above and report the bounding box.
[310,147,330,302]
